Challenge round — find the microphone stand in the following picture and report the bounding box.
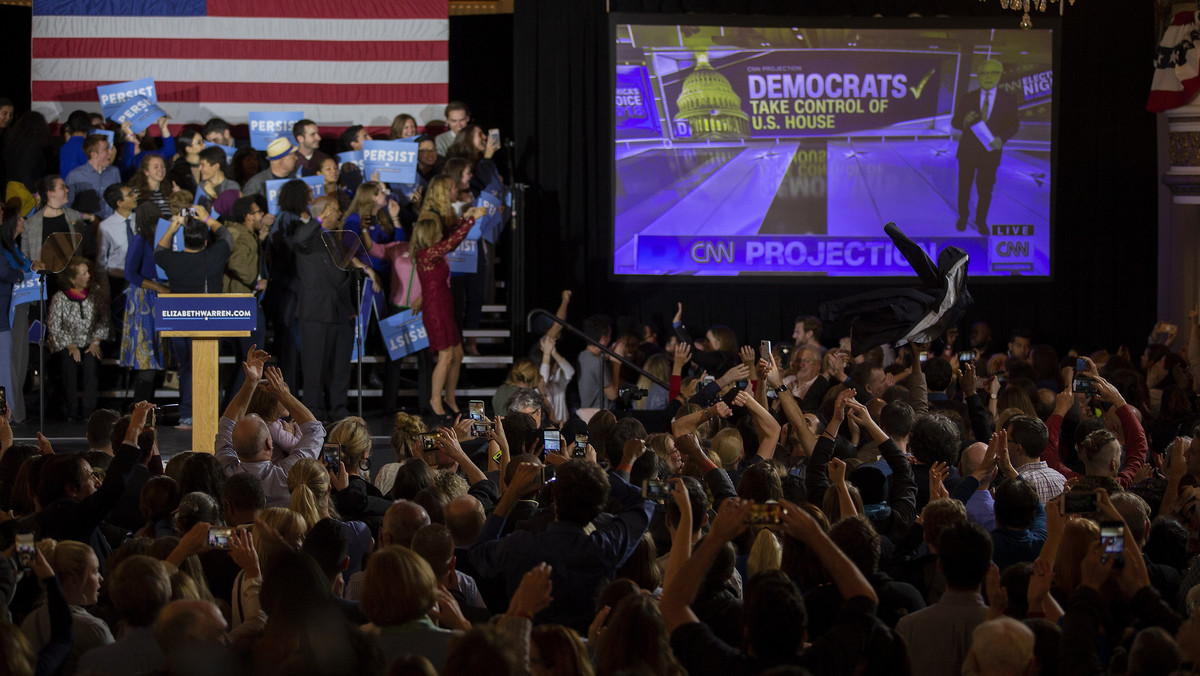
[36,269,48,432]
[352,266,365,419]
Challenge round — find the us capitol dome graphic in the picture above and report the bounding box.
[674,52,750,141]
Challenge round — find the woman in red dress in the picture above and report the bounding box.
[413,175,486,419]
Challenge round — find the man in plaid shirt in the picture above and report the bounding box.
[1004,415,1066,506]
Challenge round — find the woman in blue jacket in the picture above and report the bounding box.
[0,212,44,422]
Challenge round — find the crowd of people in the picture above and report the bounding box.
[0,100,499,426]
[0,99,1199,675]
[0,292,1195,675]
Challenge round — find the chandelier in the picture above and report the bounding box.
[988,0,1076,29]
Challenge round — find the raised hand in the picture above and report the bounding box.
[263,365,289,397]
[242,344,270,382]
[708,498,753,543]
[823,349,850,380]
[435,427,467,461]
[430,587,471,631]
[508,562,553,619]
[329,461,349,491]
[739,345,756,369]
[1090,375,1127,408]
[984,563,1007,619]
[828,456,848,485]
[673,343,692,372]
[508,462,542,495]
[711,401,733,419]
[1027,557,1054,611]
[229,528,261,579]
[717,363,750,389]
[959,362,977,396]
[1080,542,1113,591]
[127,401,155,435]
[485,415,508,457]
[779,499,823,544]
[37,431,55,455]
[929,461,950,501]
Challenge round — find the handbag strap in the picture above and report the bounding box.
[402,250,416,307]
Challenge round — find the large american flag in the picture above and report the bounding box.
[31,0,448,131]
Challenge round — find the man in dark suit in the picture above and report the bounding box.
[951,60,1020,233]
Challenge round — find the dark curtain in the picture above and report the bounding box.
[513,0,1159,357]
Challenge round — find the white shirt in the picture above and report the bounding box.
[435,130,457,157]
[98,211,133,273]
[979,88,996,119]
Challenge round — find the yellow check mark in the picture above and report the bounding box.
[910,68,936,100]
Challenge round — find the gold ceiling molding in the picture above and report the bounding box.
[449,0,513,15]
[0,0,32,6]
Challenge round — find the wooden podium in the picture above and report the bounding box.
[156,294,256,452]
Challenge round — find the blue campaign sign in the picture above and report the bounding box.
[446,231,480,274]
[8,271,44,326]
[155,295,257,333]
[265,175,325,215]
[97,77,156,120]
[204,142,236,163]
[248,111,303,151]
[337,151,365,175]
[472,190,504,244]
[90,129,114,147]
[379,308,429,359]
[350,278,386,361]
[153,218,185,280]
[113,96,168,134]
[361,140,418,184]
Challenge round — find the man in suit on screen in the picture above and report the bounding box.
[951,60,1020,233]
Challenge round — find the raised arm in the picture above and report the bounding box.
[1042,389,1080,480]
[781,499,877,603]
[662,477,693,589]
[435,426,488,486]
[732,389,780,461]
[763,355,817,458]
[958,363,993,441]
[903,345,930,415]
[848,398,916,526]
[155,215,183,250]
[668,343,690,401]
[660,498,753,633]
[806,388,856,508]
[670,401,732,437]
[1098,379,1147,488]
[828,457,859,517]
[222,345,270,421]
[264,364,315,425]
[545,290,571,341]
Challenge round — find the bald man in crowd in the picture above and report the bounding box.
[215,346,324,507]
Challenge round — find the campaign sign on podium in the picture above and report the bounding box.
[156,294,256,453]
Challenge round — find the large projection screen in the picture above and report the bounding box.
[612,19,1058,279]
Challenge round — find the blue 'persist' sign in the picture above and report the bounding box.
[248,111,303,151]
[155,295,257,333]
[361,140,418,184]
[97,77,157,120]
[265,175,326,215]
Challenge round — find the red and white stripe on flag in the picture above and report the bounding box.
[31,0,448,131]
[1148,10,1200,113]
